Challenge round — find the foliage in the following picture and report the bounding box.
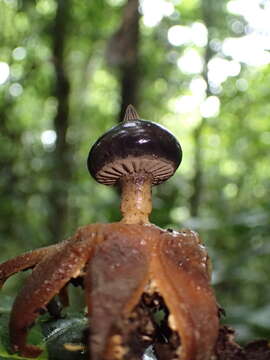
[0,296,88,360]
[0,0,269,358]
[0,296,46,359]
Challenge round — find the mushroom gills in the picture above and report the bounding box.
[96,156,176,185]
[109,291,181,360]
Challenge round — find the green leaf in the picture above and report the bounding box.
[42,316,88,360]
[0,313,47,360]
[0,296,13,314]
[0,309,89,360]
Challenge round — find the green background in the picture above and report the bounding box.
[0,0,269,356]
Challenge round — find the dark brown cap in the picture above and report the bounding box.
[87,105,182,185]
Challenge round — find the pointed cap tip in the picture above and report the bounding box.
[123,104,140,122]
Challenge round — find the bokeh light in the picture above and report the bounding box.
[0,62,10,85]
[140,0,174,27]
[41,130,57,148]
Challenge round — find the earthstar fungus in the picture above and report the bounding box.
[0,105,219,360]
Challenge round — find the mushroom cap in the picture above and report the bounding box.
[87,105,182,185]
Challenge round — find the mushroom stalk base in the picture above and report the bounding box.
[120,175,152,224]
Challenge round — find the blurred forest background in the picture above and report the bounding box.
[0,0,269,348]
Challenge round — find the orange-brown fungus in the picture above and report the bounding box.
[0,105,219,360]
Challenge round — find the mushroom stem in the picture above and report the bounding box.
[120,174,152,224]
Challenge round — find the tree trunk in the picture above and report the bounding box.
[189,0,214,217]
[106,0,140,122]
[47,0,72,243]
[0,101,22,242]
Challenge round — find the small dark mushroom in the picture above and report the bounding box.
[88,104,182,224]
